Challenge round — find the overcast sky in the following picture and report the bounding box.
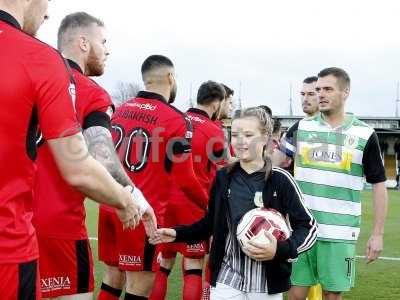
[37,0,400,117]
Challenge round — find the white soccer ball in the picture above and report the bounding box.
[236,208,291,248]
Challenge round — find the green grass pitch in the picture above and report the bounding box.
[85,190,400,299]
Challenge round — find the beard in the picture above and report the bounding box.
[86,48,104,76]
[168,83,177,103]
[23,16,41,36]
[211,104,222,121]
[218,109,228,120]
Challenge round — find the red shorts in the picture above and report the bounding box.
[161,241,208,259]
[98,206,123,266]
[0,260,41,300]
[162,199,207,259]
[99,206,161,272]
[119,222,161,272]
[37,236,94,297]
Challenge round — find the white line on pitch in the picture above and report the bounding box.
[356,255,400,261]
[88,237,400,261]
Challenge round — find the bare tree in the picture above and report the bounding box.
[111,81,141,107]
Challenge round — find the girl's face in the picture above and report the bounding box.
[231,117,268,163]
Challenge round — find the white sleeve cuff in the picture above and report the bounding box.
[131,187,150,216]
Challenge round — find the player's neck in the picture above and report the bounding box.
[240,158,265,174]
[62,53,85,74]
[196,105,214,119]
[145,86,170,102]
[0,5,24,28]
[306,110,319,118]
[322,108,345,128]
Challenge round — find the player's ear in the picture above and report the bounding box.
[167,72,174,86]
[343,86,350,100]
[79,36,89,52]
[167,69,177,86]
[211,99,219,112]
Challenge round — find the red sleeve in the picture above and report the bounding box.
[172,157,209,210]
[30,48,80,139]
[80,86,113,121]
[168,116,209,210]
[211,126,230,167]
[211,129,225,163]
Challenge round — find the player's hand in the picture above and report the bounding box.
[365,234,383,264]
[128,186,157,236]
[115,186,141,229]
[243,231,277,261]
[142,206,157,238]
[149,228,177,245]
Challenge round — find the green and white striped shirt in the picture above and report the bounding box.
[293,113,386,243]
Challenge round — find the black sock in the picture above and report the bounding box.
[124,292,148,300]
[160,266,171,276]
[184,269,203,276]
[101,282,123,297]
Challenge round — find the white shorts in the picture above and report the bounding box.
[210,283,283,300]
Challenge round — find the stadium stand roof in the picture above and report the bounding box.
[276,116,400,134]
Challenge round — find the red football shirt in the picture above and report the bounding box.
[111,92,208,225]
[0,12,80,263]
[32,60,113,240]
[168,108,225,211]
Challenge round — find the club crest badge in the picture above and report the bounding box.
[344,135,359,149]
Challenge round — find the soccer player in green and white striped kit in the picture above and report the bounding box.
[284,67,388,300]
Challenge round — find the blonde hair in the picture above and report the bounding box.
[228,107,274,180]
[238,107,273,137]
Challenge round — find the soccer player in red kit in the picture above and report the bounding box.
[150,81,226,300]
[107,55,209,300]
[215,84,235,163]
[215,84,234,129]
[0,1,142,298]
[33,12,155,300]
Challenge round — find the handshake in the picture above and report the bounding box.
[115,186,158,237]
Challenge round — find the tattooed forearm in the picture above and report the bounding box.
[83,126,133,188]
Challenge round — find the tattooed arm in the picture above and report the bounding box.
[83,124,157,234]
[83,125,132,188]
